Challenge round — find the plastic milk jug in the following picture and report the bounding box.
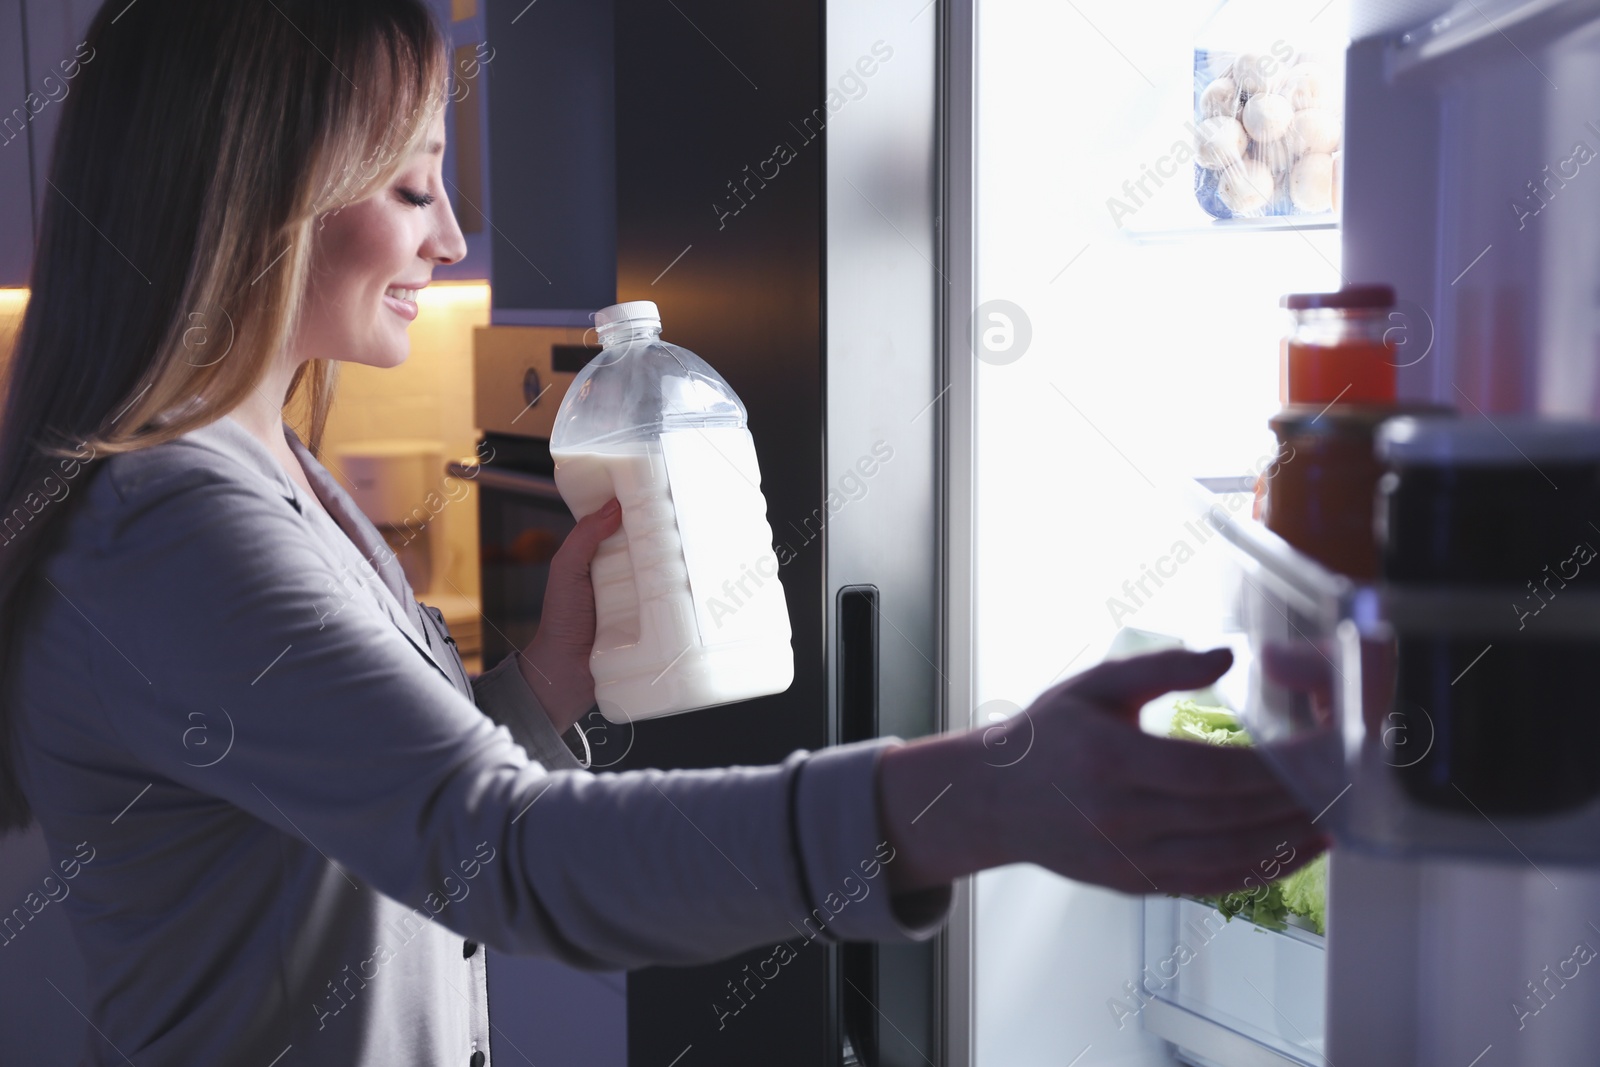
[549,301,795,722]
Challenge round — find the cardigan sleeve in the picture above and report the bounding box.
[469,653,589,771]
[78,454,953,970]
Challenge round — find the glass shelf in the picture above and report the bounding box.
[1141,895,1327,1066]
[1121,212,1340,244]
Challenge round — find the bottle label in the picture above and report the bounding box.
[659,428,789,647]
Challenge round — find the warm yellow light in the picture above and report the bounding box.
[417,281,489,307]
[0,286,483,311]
[0,285,486,325]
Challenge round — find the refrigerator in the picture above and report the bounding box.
[486,0,1346,1064]
[503,0,1600,1064]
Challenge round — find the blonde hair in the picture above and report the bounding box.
[0,0,453,830]
[75,2,450,458]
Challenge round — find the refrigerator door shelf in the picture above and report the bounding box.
[1388,0,1600,80]
[1187,485,1600,866]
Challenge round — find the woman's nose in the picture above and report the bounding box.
[428,195,470,266]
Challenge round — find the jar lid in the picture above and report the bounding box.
[1269,403,1451,437]
[1378,415,1600,464]
[1281,284,1396,310]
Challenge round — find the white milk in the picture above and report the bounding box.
[552,427,794,722]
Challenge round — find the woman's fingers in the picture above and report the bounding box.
[1258,641,1335,699]
[1119,821,1326,896]
[557,498,623,568]
[1117,731,1296,798]
[1061,647,1235,719]
[1127,784,1313,843]
[1008,647,1338,896]
[1037,816,1325,898]
[1148,841,1328,897]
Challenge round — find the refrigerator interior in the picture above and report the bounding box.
[969,1,1345,1063]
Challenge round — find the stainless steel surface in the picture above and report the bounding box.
[826,1,947,1064]
[472,323,591,439]
[938,0,978,1065]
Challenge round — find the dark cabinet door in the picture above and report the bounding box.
[484,0,616,316]
[0,0,33,288]
[20,0,97,256]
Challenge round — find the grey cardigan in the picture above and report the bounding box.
[12,412,951,1066]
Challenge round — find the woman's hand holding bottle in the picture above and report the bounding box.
[518,498,624,735]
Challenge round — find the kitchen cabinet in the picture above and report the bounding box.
[0,0,98,290]
[19,0,97,264]
[480,0,616,317]
[0,0,34,288]
[1,0,493,290]
[428,0,495,284]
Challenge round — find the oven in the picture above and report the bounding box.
[453,324,598,678]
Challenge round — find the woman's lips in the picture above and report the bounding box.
[380,283,419,321]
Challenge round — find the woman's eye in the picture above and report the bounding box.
[397,186,437,208]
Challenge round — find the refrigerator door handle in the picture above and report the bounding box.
[836,584,879,1066]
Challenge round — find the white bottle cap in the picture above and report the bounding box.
[593,300,661,332]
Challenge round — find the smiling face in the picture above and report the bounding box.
[293,109,467,370]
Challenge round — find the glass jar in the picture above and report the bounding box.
[1375,415,1600,816]
[1261,401,1448,579]
[1280,285,1398,406]
[1263,405,1394,579]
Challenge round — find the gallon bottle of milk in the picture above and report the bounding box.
[549,300,794,722]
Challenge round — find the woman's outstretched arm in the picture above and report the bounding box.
[58,444,948,973]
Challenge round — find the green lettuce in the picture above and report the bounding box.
[1169,699,1254,746]
[1210,881,1289,930]
[1278,853,1328,935]
[1167,701,1326,936]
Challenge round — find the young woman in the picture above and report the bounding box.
[0,2,1324,1064]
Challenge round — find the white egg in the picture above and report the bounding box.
[1195,116,1248,170]
[1200,75,1240,119]
[1254,137,1299,178]
[1291,107,1342,154]
[1285,64,1331,110]
[1233,52,1276,96]
[1290,152,1336,213]
[1243,93,1294,143]
[1219,159,1275,215]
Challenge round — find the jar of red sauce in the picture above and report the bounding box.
[1280,285,1398,406]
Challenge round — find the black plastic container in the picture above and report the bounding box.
[1376,416,1600,816]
